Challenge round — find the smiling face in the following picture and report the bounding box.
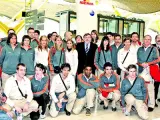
[56,37,63,46]
[124,39,131,48]
[103,39,109,46]
[143,35,151,47]
[84,35,92,44]
[35,66,44,76]
[23,38,30,46]
[115,36,122,44]
[104,66,112,75]
[131,34,139,42]
[91,32,97,40]
[62,67,70,77]
[155,35,160,45]
[51,32,57,41]
[10,35,17,45]
[40,36,48,47]
[28,29,34,39]
[128,68,137,78]
[84,66,92,78]
[76,36,82,43]
[16,65,26,78]
[67,40,73,49]
[34,32,39,40]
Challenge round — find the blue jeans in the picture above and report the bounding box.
[0,111,12,120]
[55,92,68,112]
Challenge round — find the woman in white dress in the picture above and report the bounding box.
[65,39,78,77]
[34,35,50,73]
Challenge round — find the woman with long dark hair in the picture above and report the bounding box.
[94,36,112,78]
[91,30,101,47]
[0,33,21,88]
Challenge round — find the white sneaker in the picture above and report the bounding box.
[124,111,130,116]
[40,114,46,119]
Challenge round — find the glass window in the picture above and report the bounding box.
[123,21,139,35]
[69,13,76,34]
[98,17,118,34]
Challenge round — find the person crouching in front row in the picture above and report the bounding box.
[49,63,76,117]
[98,62,120,111]
[72,65,99,116]
[121,64,148,120]
[30,63,50,119]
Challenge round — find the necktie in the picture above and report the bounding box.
[85,44,89,53]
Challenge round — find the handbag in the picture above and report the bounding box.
[54,51,62,73]
[150,64,160,82]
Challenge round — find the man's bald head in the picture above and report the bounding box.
[64,31,72,41]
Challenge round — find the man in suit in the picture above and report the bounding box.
[153,34,160,107]
[76,33,97,74]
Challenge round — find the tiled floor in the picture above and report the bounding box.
[23,102,160,120]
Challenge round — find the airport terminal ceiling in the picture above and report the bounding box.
[64,0,160,14]
[1,0,160,19]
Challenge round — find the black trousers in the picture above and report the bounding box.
[33,93,49,115]
[154,81,160,100]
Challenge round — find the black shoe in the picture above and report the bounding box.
[158,99,160,102]
[86,108,91,116]
[30,111,40,120]
[108,99,113,103]
[112,107,117,111]
[155,103,158,107]
[100,101,104,105]
[65,108,71,116]
[148,107,154,112]
[48,104,51,110]
[103,106,108,110]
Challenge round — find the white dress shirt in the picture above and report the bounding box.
[34,47,50,67]
[50,73,75,103]
[118,48,137,71]
[4,75,33,107]
[65,49,78,76]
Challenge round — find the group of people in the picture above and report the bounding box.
[0,27,160,120]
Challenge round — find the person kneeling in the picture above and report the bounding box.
[49,63,76,118]
[73,65,99,116]
[121,64,148,120]
[30,63,50,119]
[3,63,39,120]
[98,62,120,111]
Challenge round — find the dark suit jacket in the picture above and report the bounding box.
[76,42,97,74]
[152,44,160,66]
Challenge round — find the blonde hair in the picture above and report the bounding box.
[54,35,63,50]
[38,35,49,51]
